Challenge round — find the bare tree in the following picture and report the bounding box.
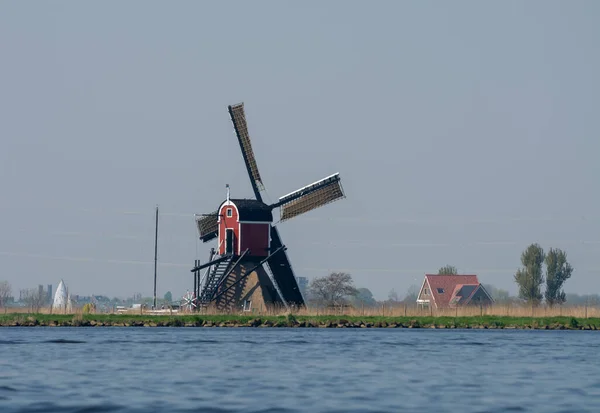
[404,284,419,302]
[388,288,399,302]
[308,272,358,307]
[0,281,12,312]
[22,288,46,313]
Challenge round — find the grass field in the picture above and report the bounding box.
[1,312,599,329]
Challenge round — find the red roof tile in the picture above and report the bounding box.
[425,274,480,308]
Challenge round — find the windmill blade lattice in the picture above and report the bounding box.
[228,103,265,199]
[195,213,218,242]
[274,173,345,222]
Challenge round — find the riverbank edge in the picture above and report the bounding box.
[1,314,599,330]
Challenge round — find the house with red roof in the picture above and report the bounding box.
[416,274,493,309]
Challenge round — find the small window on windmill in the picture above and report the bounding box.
[437,288,445,294]
[243,300,252,312]
[226,208,232,217]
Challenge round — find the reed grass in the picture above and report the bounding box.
[4,303,599,318]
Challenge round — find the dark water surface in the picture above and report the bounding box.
[1,328,599,413]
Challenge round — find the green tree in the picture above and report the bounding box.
[438,265,458,275]
[163,291,173,303]
[514,243,545,305]
[482,284,511,303]
[350,288,377,307]
[544,248,573,307]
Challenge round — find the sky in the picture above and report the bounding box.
[1,1,599,301]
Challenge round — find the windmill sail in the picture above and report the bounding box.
[228,103,265,200]
[275,173,345,222]
[195,213,218,242]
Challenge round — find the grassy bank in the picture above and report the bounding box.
[1,313,600,330]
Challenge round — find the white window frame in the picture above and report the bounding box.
[226,208,232,217]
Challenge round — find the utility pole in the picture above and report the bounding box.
[153,205,159,309]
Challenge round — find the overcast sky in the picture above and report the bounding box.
[1,1,599,301]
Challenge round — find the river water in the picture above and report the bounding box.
[1,327,599,412]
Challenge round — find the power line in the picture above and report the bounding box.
[2,251,600,274]
[4,228,600,249]
[0,251,188,268]
[1,205,598,225]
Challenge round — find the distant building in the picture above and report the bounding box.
[297,277,309,299]
[416,274,493,309]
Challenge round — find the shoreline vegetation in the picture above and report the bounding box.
[1,313,600,330]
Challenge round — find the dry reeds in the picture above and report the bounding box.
[190,303,600,319]
[5,303,597,318]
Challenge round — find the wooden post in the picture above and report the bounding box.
[153,205,159,310]
[404,303,407,317]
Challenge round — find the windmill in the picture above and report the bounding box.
[180,290,197,312]
[191,103,345,311]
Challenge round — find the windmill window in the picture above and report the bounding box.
[424,288,429,295]
[437,288,445,294]
[243,300,252,311]
[226,208,232,217]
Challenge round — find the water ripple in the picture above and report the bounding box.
[1,328,599,413]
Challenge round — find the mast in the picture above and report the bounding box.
[153,205,159,309]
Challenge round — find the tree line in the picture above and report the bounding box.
[306,243,575,308]
[0,242,578,311]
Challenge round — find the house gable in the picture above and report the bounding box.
[416,278,434,307]
[463,285,494,306]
